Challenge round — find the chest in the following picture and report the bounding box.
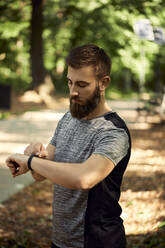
[54,121,97,163]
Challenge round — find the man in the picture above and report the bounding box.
[6,44,131,248]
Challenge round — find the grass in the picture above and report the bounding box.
[0,111,11,120]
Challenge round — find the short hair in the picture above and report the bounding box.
[66,44,111,80]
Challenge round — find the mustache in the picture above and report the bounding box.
[70,96,80,101]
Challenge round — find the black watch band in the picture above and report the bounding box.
[27,154,38,171]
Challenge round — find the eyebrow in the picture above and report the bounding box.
[67,77,90,84]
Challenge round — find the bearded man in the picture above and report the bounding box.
[6,44,131,248]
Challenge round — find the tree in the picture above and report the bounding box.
[30,0,56,107]
[1,0,165,100]
[30,0,46,89]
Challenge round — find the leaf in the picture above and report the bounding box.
[159,221,165,228]
[126,201,133,207]
[0,22,29,38]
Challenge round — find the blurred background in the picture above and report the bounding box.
[0,1,165,248]
[0,0,165,116]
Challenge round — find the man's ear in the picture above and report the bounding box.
[99,76,111,91]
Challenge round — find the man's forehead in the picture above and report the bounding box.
[67,65,96,81]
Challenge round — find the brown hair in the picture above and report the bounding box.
[66,44,111,80]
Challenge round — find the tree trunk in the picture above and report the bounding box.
[30,0,56,108]
[30,0,46,89]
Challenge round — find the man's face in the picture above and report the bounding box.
[67,66,101,119]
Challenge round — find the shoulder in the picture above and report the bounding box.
[92,112,131,165]
[60,111,72,121]
[58,111,72,126]
[99,111,130,139]
[93,112,130,145]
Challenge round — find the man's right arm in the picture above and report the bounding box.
[24,143,56,181]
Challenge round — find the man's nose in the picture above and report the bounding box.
[70,85,79,97]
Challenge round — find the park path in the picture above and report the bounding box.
[0,109,66,203]
[0,100,160,203]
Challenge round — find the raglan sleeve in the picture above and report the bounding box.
[93,127,129,166]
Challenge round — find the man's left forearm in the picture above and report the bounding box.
[6,153,114,190]
[31,156,84,189]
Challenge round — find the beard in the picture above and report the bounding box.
[69,85,101,119]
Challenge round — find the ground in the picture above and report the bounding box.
[0,122,165,248]
[0,94,165,248]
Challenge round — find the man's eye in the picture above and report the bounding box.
[78,83,87,88]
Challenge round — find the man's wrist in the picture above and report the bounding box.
[27,154,38,171]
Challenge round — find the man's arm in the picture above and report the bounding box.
[24,143,56,181]
[6,153,114,189]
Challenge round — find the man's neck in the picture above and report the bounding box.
[83,99,112,120]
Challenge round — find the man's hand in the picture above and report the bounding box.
[24,143,48,181]
[6,153,29,177]
[24,143,48,158]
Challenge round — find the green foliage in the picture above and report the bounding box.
[1,0,165,95]
[159,221,165,228]
[0,0,31,90]
[0,22,29,39]
[0,111,10,120]
[43,0,165,94]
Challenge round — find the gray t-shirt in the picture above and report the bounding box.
[50,111,129,248]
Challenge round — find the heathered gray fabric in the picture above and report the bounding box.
[50,111,129,248]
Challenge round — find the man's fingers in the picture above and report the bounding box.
[6,157,15,168]
[6,153,29,178]
[24,145,30,155]
[24,143,47,158]
[32,143,47,158]
[6,157,19,176]
[13,163,27,177]
[10,167,16,174]
[8,166,17,177]
[39,144,48,157]
[13,169,23,177]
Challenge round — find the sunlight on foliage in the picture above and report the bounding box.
[0,0,165,95]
